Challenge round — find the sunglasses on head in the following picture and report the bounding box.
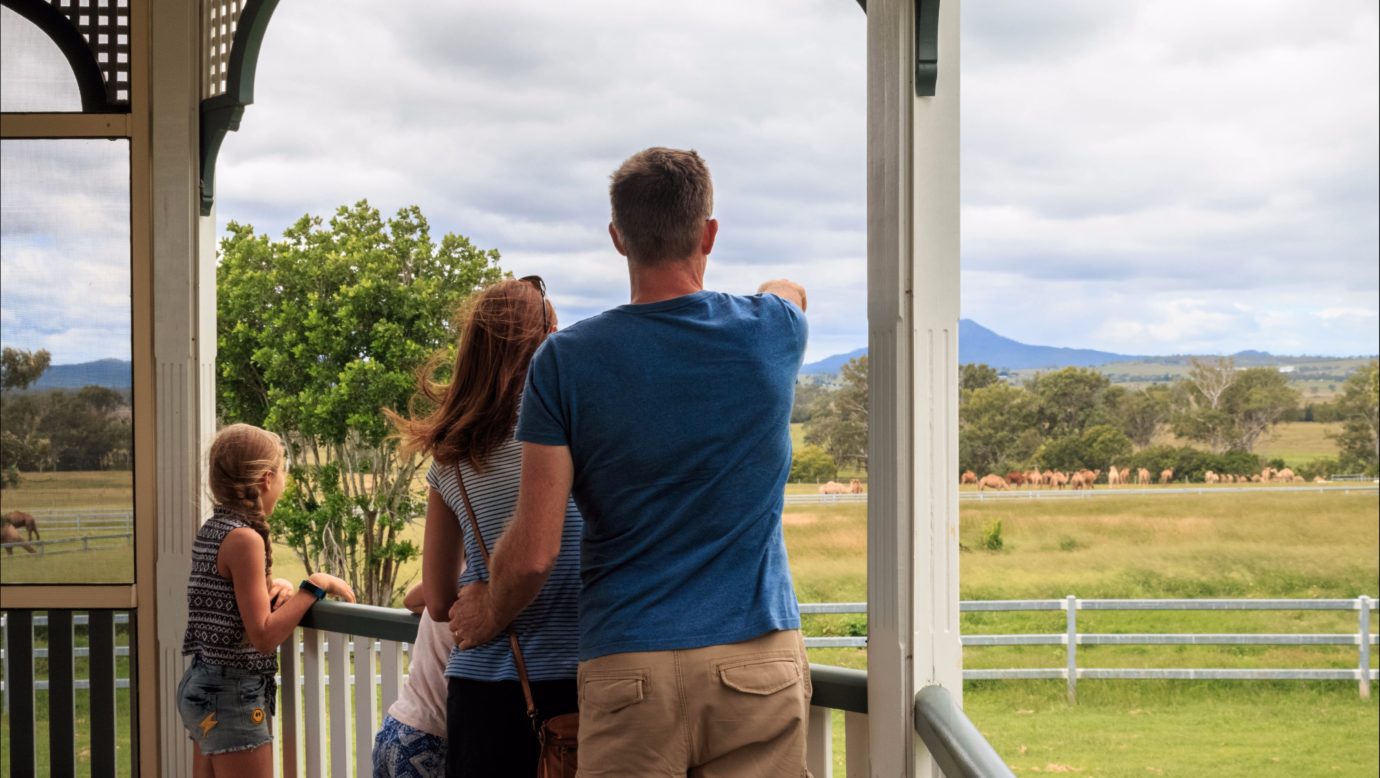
[519,275,549,332]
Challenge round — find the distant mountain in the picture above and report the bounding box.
[28,359,132,390]
[801,319,1143,373]
[956,320,1140,370]
[800,347,868,375]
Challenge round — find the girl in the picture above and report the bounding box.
[372,583,452,777]
[178,423,354,777]
[388,277,583,777]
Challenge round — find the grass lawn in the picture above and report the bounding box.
[786,490,1379,775]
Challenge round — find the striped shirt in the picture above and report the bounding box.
[427,432,583,682]
[181,508,277,674]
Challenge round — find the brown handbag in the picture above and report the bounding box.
[456,466,579,778]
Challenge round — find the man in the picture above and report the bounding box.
[452,147,810,775]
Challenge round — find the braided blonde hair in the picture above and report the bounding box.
[208,423,282,574]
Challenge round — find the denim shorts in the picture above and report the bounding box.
[176,657,277,755]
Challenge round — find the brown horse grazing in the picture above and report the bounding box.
[2,523,37,554]
[3,511,39,541]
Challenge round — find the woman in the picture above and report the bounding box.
[389,277,582,777]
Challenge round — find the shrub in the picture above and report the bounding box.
[981,519,1005,552]
[790,445,838,483]
[1058,535,1081,552]
[1128,445,1262,483]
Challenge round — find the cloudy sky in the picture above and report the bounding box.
[2,0,1377,364]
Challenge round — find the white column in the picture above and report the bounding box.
[867,1,961,776]
[151,1,216,774]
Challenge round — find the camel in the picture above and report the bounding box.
[2,523,37,555]
[1261,467,1277,482]
[1204,471,1219,484]
[3,511,39,541]
[1070,472,1094,490]
[978,474,1008,491]
[1026,469,1044,488]
[1136,467,1151,485]
[1107,466,1121,486]
[848,479,865,494]
[1046,471,1069,489]
[1120,467,1131,484]
[819,481,849,495]
[1005,471,1027,487]
[1159,468,1174,484]
[1276,468,1295,482]
[961,471,978,485]
[1313,475,1327,484]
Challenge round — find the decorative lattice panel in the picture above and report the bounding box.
[46,0,132,105]
[203,0,245,99]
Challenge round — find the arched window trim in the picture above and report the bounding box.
[1,0,127,113]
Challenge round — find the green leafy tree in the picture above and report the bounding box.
[789,445,838,483]
[1026,367,1112,439]
[1,347,51,390]
[960,363,1000,392]
[1332,360,1379,474]
[1103,384,1172,448]
[0,387,129,471]
[1171,359,1299,452]
[805,356,868,471]
[1037,424,1132,474]
[791,382,831,424]
[960,382,1038,475]
[217,201,505,605]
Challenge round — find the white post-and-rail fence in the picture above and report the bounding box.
[2,597,1376,777]
[0,509,135,556]
[786,482,1379,505]
[802,596,1378,702]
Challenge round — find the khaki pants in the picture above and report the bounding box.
[576,629,811,777]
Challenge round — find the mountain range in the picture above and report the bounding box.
[801,320,1141,374]
[28,358,132,390]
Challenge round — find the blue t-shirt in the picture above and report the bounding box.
[517,290,807,660]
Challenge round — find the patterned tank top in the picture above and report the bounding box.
[181,507,277,673]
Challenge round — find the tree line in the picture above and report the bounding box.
[794,356,1380,483]
[0,347,132,487]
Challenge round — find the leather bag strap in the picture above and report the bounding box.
[455,463,540,723]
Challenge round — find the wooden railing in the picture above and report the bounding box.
[281,600,875,777]
[0,608,133,777]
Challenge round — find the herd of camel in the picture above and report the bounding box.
[817,478,866,495]
[961,465,1319,491]
[1,510,40,554]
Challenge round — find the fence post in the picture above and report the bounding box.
[1066,594,1078,704]
[1361,595,1373,701]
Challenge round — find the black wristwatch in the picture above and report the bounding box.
[299,579,327,601]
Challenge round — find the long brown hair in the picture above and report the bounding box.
[207,423,282,574]
[388,278,551,470]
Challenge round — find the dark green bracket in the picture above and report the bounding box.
[914,0,941,96]
[851,0,942,97]
[1,0,121,112]
[200,0,282,216]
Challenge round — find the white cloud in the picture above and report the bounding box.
[3,0,1374,364]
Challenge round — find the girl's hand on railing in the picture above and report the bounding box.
[268,578,295,610]
[309,572,357,604]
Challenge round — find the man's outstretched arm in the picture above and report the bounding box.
[450,441,572,649]
[758,278,807,312]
